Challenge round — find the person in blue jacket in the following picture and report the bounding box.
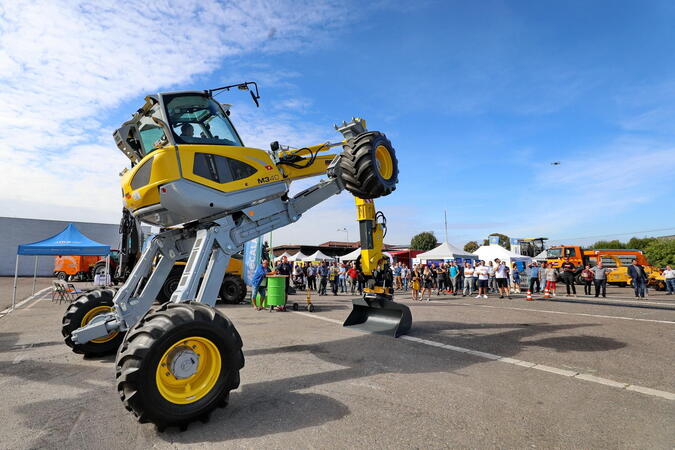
[628,259,648,299]
[251,259,271,310]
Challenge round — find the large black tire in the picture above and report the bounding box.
[340,131,398,199]
[62,289,123,356]
[56,271,68,281]
[219,274,247,304]
[115,302,244,430]
[157,266,184,303]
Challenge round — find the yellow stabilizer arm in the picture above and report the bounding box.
[355,197,385,276]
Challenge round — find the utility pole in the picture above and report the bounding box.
[444,210,448,243]
[337,227,349,243]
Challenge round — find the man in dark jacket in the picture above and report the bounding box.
[560,257,577,296]
[628,259,648,299]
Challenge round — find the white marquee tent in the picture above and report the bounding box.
[274,251,293,261]
[339,247,361,261]
[302,250,335,261]
[533,249,548,262]
[473,244,533,266]
[288,251,309,261]
[416,242,476,262]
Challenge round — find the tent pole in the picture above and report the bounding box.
[12,255,19,309]
[32,256,38,295]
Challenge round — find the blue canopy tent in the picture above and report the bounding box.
[12,224,110,309]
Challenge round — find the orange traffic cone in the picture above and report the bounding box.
[526,289,533,301]
[544,288,550,299]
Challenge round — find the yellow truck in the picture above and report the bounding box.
[602,255,665,290]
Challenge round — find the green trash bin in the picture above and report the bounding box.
[266,275,287,308]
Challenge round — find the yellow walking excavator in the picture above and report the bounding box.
[60,82,411,430]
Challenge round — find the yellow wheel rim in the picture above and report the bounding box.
[375,145,394,179]
[81,305,118,344]
[155,336,222,405]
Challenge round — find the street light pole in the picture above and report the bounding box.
[337,227,349,243]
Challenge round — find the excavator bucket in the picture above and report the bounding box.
[343,296,412,338]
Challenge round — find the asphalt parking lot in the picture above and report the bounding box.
[0,285,673,449]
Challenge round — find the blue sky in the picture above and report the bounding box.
[2,0,675,248]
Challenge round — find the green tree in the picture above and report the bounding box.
[626,236,657,250]
[463,241,479,253]
[483,233,510,250]
[644,239,675,267]
[410,231,438,251]
[591,240,626,249]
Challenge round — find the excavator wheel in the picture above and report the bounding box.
[115,302,244,430]
[62,289,123,356]
[219,274,247,304]
[340,131,398,199]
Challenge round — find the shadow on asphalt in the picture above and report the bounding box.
[1,319,627,444]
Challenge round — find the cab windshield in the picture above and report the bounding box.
[164,94,243,147]
[546,248,562,258]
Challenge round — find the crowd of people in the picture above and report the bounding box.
[274,256,365,297]
[249,255,669,308]
[405,259,522,301]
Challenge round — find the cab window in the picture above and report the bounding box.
[564,248,576,257]
[193,153,255,183]
[165,94,242,147]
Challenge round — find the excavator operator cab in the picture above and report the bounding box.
[114,92,243,164]
[163,93,243,147]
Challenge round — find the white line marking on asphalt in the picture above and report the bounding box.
[294,311,675,402]
[461,303,675,325]
[625,385,675,400]
[0,287,51,316]
[575,373,628,388]
[24,290,50,310]
[532,364,578,377]
[293,311,343,325]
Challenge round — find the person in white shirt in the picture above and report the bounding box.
[664,265,675,295]
[494,258,511,299]
[462,262,475,296]
[474,261,489,299]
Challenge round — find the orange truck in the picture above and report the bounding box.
[53,255,107,281]
[545,246,652,284]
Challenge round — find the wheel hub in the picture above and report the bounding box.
[168,346,200,379]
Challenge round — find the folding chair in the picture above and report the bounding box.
[51,280,83,304]
[52,281,71,303]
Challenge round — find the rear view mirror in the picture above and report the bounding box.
[250,90,259,107]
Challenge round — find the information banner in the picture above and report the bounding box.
[510,238,521,255]
[242,237,262,286]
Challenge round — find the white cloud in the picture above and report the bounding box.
[0,0,351,225]
[491,138,675,240]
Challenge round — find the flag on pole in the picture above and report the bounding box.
[242,237,263,286]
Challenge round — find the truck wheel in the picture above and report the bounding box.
[56,271,68,281]
[340,131,398,199]
[115,302,244,430]
[62,289,123,356]
[219,275,247,304]
[157,267,184,303]
[91,262,108,281]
